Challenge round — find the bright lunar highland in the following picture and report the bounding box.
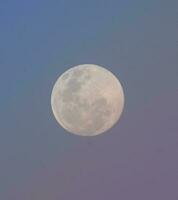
[51,64,124,136]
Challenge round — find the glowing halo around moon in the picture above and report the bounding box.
[51,64,125,136]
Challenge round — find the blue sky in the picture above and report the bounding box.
[0,0,177,199]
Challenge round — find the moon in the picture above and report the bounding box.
[51,64,124,136]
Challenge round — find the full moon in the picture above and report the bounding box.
[51,64,124,136]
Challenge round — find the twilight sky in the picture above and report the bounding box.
[0,0,178,199]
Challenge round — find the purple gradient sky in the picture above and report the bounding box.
[7,92,178,200]
[0,0,177,199]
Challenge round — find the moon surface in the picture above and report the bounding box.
[51,64,124,136]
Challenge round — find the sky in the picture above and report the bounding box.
[0,0,178,199]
